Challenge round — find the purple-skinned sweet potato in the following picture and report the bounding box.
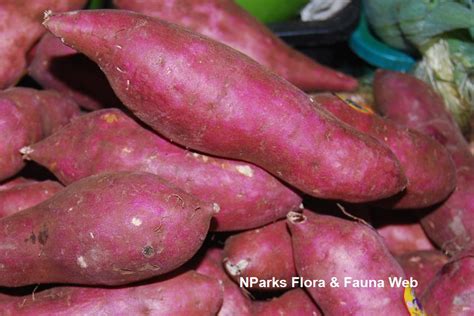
[0,87,80,181]
[312,93,456,209]
[0,271,224,315]
[0,177,37,191]
[223,220,295,291]
[196,248,252,316]
[374,70,474,255]
[113,0,357,92]
[0,180,63,218]
[0,0,87,89]
[0,171,214,287]
[287,210,415,315]
[397,250,448,296]
[422,246,474,315]
[252,289,322,316]
[377,223,434,256]
[43,9,407,203]
[28,33,121,110]
[23,109,302,231]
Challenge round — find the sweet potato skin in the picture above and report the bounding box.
[0,172,213,287]
[28,33,121,110]
[223,220,295,291]
[377,223,434,256]
[196,248,252,316]
[287,210,410,315]
[396,250,448,296]
[313,93,456,208]
[0,180,63,218]
[0,0,87,89]
[44,10,406,203]
[252,289,322,316]
[374,70,474,255]
[0,88,80,181]
[0,177,36,191]
[0,271,223,316]
[113,0,357,92]
[25,109,301,231]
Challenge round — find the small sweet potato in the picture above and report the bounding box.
[252,289,322,316]
[0,271,223,316]
[0,180,63,218]
[377,223,434,256]
[0,87,80,181]
[287,210,414,314]
[374,70,474,255]
[28,33,121,110]
[196,248,252,316]
[223,220,295,291]
[0,172,214,287]
[44,10,406,203]
[113,0,357,92]
[23,109,302,232]
[397,250,448,295]
[0,0,87,88]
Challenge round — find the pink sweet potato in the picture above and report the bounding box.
[0,87,80,181]
[422,246,474,315]
[377,223,435,256]
[28,33,121,110]
[196,248,252,316]
[313,93,456,209]
[0,271,223,315]
[252,289,322,316]
[287,210,414,314]
[0,172,214,287]
[0,177,36,191]
[223,220,295,291]
[113,0,357,92]
[374,70,474,255]
[23,109,302,231]
[0,180,63,218]
[43,10,406,203]
[397,250,448,296]
[0,0,87,88]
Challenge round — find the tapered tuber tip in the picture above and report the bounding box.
[287,211,306,224]
[19,146,34,160]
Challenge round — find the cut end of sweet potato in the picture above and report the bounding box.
[223,258,249,277]
[287,211,306,225]
[19,146,34,160]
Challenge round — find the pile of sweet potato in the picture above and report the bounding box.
[0,1,472,315]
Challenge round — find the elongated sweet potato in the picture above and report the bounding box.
[252,289,322,316]
[397,250,448,296]
[0,0,87,88]
[287,210,419,315]
[23,109,301,231]
[422,246,474,315]
[0,271,223,316]
[374,70,474,255]
[0,87,80,181]
[377,223,434,256]
[313,93,456,209]
[28,33,121,110]
[0,180,63,218]
[113,0,357,92]
[223,220,295,291]
[0,177,36,191]
[196,248,252,316]
[0,172,214,287]
[43,10,406,203]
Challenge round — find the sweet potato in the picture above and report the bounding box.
[0,271,223,316]
[0,0,87,88]
[28,33,121,110]
[44,10,406,203]
[0,180,63,218]
[196,248,252,316]
[374,70,474,255]
[313,93,456,209]
[223,220,295,291]
[377,223,434,256]
[0,87,80,181]
[0,172,214,287]
[397,250,448,296]
[252,289,322,316]
[23,109,302,231]
[422,246,474,315]
[287,210,417,315]
[113,0,357,92]
[0,177,36,191]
